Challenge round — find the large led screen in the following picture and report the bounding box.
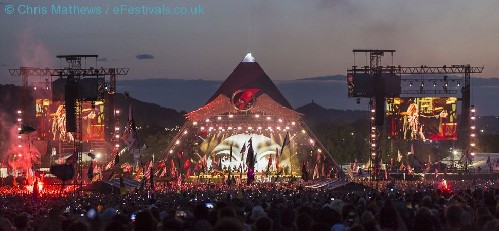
[386,97,457,140]
[41,100,105,141]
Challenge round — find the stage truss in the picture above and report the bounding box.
[347,49,483,182]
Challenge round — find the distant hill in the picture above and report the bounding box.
[297,75,345,81]
[117,77,368,113]
[116,77,499,116]
[296,101,368,126]
[114,93,184,129]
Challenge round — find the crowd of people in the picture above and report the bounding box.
[0,177,498,231]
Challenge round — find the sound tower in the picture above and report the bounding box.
[65,76,78,132]
[374,74,385,126]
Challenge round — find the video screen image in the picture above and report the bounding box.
[386,97,457,141]
[36,100,105,141]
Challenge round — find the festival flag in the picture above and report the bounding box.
[122,100,138,149]
[353,159,359,172]
[65,152,78,165]
[114,153,120,166]
[239,163,243,179]
[183,159,191,169]
[275,148,279,171]
[158,166,166,177]
[184,159,191,177]
[200,154,207,173]
[170,159,176,177]
[28,168,35,179]
[280,132,290,155]
[177,151,183,171]
[399,161,405,172]
[87,161,94,180]
[154,167,162,177]
[32,178,39,203]
[107,153,121,180]
[240,142,246,155]
[364,160,370,170]
[246,138,255,184]
[410,143,415,155]
[134,165,143,181]
[301,161,308,181]
[228,144,233,185]
[105,159,114,170]
[144,161,153,179]
[177,174,182,186]
[150,165,155,191]
[229,143,233,164]
[266,155,272,176]
[240,142,246,165]
[486,155,491,164]
[121,163,132,172]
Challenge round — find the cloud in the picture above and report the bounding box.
[136,54,154,60]
[97,58,108,62]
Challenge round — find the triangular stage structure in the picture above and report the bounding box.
[161,53,343,180]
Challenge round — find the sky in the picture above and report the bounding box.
[1,0,499,84]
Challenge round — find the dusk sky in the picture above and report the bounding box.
[1,0,499,85]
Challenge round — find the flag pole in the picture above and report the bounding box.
[228,144,233,186]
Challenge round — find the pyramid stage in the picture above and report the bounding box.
[160,53,345,183]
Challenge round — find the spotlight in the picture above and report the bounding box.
[457,81,460,86]
[433,82,436,87]
[409,81,413,87]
